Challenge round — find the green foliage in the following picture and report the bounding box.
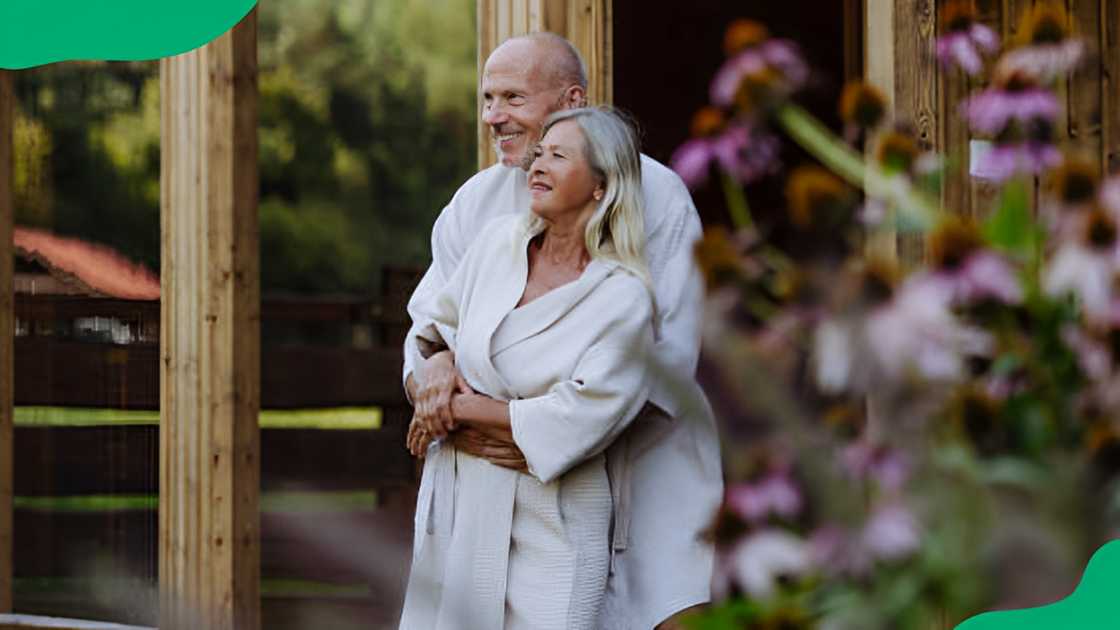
[983,179,1042,262]
[13,0,478,295]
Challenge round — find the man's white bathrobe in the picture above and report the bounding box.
[402,157,723,629]
[399,213,655,629]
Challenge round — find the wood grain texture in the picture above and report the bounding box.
[897,0,938,263]
[0,69,13,615]
[1101,0,1119,173]
[1067,0,1103,175]
[159,9,260,630]
[939,32,973,216]
[476,0,613,169]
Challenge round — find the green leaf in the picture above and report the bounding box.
[982,179,1039,260]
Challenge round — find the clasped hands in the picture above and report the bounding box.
[406,350,527,472]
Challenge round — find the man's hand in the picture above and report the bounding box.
[413,350,473,439]
[406,414,434,457]
[449,425,528,473]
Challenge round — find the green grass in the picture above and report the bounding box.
[14,490,378,513]
[14,406,382,429]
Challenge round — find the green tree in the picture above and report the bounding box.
[13,0,478,296]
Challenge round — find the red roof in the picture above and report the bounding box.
[14,226,160,300]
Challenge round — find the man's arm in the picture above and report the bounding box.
[402,194,473,437]
[645,194,706,420]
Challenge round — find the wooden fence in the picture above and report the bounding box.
[11,270,422,629]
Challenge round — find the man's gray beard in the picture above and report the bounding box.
[492,139,534,171]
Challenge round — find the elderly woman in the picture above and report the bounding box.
[398,107,654,630]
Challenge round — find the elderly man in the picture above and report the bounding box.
[403,32,722,630]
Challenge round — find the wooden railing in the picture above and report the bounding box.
[12,272,422,630]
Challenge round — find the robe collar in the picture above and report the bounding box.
[459,218,620,400]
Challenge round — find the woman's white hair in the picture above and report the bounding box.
[528,106,651,290]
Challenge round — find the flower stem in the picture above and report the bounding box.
[775,103,940,231]
[775,103,867,185]
[720,169,755,231]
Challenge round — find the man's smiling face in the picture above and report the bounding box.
[480,40,566,168]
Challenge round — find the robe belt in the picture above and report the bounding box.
[607,434,633,575]
[419,441,457,542]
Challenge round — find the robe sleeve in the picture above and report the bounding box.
[401,192,474,400]
[508,279,654,484]
[645,187,705,420]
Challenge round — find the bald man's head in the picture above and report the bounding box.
[502,32,588,92]
[481,33,589,167]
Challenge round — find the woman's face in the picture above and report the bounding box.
[528,120,603,222]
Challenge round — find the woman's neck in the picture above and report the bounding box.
[537,214,590,268]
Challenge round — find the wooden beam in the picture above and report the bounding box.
[159,9,259,630]
[0,69,13,615]
[476,0,613,169]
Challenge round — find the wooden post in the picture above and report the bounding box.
[159,9,259,630]
[476,0,612,169]
[865,0,937,266]
[0,69,13,615]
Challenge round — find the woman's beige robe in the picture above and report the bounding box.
[398,214,654,629]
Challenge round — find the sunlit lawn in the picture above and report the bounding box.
[14,405,382,429]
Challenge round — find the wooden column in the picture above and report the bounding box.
[476,0,613,169]
[0,70,13,615]
[865,0,938,266]
[159,10,259,630]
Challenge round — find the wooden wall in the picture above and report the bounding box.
[871,0,1120,238]
[476,0,612,169]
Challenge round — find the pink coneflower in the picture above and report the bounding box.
[1100,177,1120,215]
[841,441,911,492]
[996,3,1084,83]
[923,218,1024,305]
[714,529,812,600]
[964,70,1062,180]
[998,40,1084,84]
[1044,208,1120,324]
[861,503,922,561]
[978,141,1062,181]
[963,83,1059,136]
[1061,325,1114,381]
[726,472,803,524]
[1042,157,1100,242]
[932,251,1024,305]
[710,39,808,111]
[809,502,922,577]
[671,108,780,188]
[867,280,992,380]
[936,1,1000,76]
[816,277,993,393]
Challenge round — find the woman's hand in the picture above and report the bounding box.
[414,351,474,439]
[406,413,434,457]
